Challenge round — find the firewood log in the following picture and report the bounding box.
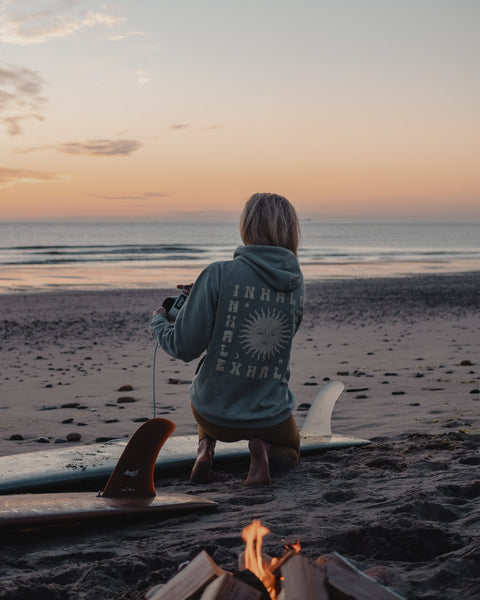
[200,572,263,599]
[147,550,225,600]
[324,553,404,600]
[280,554,329,600]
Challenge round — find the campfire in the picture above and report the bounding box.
[146,520,403,600]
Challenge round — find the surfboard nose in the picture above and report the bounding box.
[102,418,176,498]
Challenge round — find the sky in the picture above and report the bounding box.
[0,0,479,221]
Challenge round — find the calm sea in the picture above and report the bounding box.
[0,221,478,292]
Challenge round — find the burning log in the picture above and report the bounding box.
[145,520,405,600]
[146,550,267,600]
[278,554,329,600]
[146,550,225,600]
[200,572,263,599]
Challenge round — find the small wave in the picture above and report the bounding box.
[8,244,206,255]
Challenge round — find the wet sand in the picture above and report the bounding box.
[0,272,479,599]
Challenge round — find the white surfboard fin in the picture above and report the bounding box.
[300,381,344,438]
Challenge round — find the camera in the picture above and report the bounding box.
[161,285,192,321]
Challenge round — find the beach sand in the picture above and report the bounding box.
[0,272,479,599]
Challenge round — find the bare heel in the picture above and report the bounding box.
[245,438,271,486]
[190,437,215,483]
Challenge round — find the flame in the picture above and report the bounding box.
[241,520,277,599]
[290,540,301,554]
[241,521,301,599]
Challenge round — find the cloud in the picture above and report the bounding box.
[202,124,223,131]
[170,123,191,131]
[91,192,168,201]
[0,166,68,189]
[82,11,125,28]
[137,70,151,85]
[107,30,146,42]
[15,138,144,156]
[0,4,127,46]
[58,139,143,156]
[170,123,223,132]
[0,64,46,135]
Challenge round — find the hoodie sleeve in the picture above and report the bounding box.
[149,263,221,362]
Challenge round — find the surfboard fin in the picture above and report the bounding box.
[300,381,344,438]
[102,418,176,498]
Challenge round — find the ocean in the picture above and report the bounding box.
[0,221,478,293]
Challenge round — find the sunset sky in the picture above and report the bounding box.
[1,0,479,221]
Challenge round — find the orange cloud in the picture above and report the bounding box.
[0,166,68,189]
[0,64,46,135]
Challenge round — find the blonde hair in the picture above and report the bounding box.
[240,193,300,255]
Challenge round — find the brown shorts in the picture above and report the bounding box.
[191,404,300,470]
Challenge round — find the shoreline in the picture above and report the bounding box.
[0,261,479,294]
[0,271,479,599]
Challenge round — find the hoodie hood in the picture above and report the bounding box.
[233,245,303,292]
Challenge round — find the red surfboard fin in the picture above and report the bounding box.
[102,418,176,498]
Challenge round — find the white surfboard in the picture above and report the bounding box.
[0,419,216,530]
[0,381,369,494]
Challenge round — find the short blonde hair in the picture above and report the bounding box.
[240,193,300,255]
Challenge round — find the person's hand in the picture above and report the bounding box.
[152,306,167,317]
[177,283,193,295]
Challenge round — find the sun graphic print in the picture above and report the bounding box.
[239,307,290,361]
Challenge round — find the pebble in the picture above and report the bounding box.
[61,418,74,424]
[61,402,80,409]
[460,360,473,366]
[9,434,23,441]
[297,403,311,411]
[66,432,81,442]
[337,371,349,376]
[168,378,180,384]
[346,387,369,393]
[132,417,149,423]
[392,391,406,395]
[470,389,479,394]
[117,396,136,403]
[303,381,319,386]
[36,437,50,443]
[118,384,133,392]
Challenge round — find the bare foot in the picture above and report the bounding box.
[245,438,271,485]
[190,437,215,483]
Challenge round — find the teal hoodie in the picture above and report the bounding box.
[150,245,305,428]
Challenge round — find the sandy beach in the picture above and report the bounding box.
[0,272,479,599]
